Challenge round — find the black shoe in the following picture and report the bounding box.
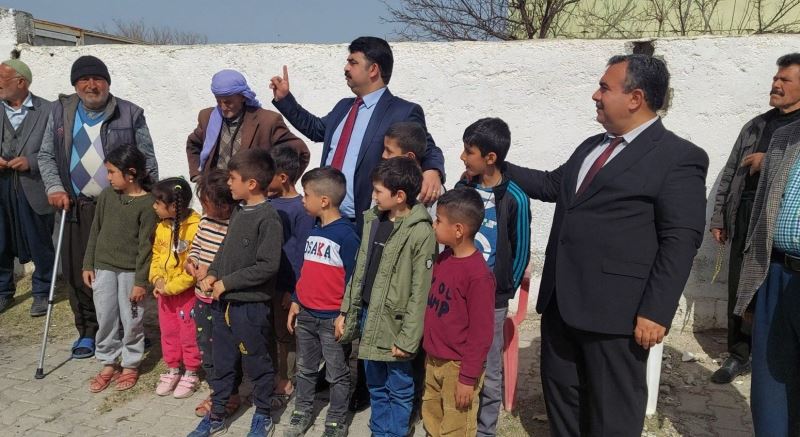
[0,296,13,314]
[30,296,48,317]
[711,357,751,384]
[348,392,370,412]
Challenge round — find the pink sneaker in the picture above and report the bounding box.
[173,374,199,399]
[155,372,181,396]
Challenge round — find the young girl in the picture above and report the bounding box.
[150,177,202,399]
[184,169,242,417]
[82,144,156,393]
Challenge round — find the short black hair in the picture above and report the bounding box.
[270,145,302,184]
[777,53,800,68]
[228,148,275,191]
[371,156,422,206]
[385,122,427,163]
[462,117,511,164]
[607,54,670,112]
[300,166,347,207]
[197,168,236,211]
[349,36,393,85]
[436,187,485,239]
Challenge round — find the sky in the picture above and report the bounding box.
[6,0,405,43]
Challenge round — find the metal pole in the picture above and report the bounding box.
[35,211,67,379]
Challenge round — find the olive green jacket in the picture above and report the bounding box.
[339,203,437,361]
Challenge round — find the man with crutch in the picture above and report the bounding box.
[38,56,158,359]
[0,58,55,318]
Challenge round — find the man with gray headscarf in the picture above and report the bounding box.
[0,58,54,317]
[186,69,309,181]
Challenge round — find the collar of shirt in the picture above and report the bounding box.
[606,115,660,145]
[361,87,387,110]
[3,92,33,112]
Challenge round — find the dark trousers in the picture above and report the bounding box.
[193,298,242,393]
[209,300,274,417]
[294,309,350,423]
[727,192,754,362]
[751,262,800,437]
[64,197,98,339]
[541,301,649,437]
[0,173,55,297]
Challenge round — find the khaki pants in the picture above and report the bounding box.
[422,357,484,437]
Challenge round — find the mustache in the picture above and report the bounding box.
[595,103,604,109]
[771,89,784,96]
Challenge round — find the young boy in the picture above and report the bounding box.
[457,117,531,436]
[189,149,283,437]
[422,187,496,437]
[283,167,360,437]
[336,156,437,437]
[266,145,315,406]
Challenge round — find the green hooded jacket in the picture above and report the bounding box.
[339,203,437,361]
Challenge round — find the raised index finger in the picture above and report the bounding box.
[283,65,289,81]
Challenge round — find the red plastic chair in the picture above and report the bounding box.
[502,269,531,412]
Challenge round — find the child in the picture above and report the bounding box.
[185,169,242,417]
[284,167,360,437]
[457,117,531,436]
[382,121,444,219]
[266,145,315,407]
[189,148,283,437]
[421,188,495,436]
[82,144,156,393]
[150,177,202,399]
[336,156,437,437]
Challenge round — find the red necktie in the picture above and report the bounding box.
[330,97,363,170]
[576,137,624,196]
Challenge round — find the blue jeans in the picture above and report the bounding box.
[361,309,415,437]
[751,261,800,436]
[0,172,54,298]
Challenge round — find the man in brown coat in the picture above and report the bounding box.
[187,69,308,181]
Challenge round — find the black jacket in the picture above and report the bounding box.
[505,120,708,335]
[456,177,531,308]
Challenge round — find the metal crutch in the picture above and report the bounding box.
[35,210,67,379]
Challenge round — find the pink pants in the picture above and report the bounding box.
[158,291,201,371]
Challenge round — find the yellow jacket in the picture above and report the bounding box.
[149,210,201,295]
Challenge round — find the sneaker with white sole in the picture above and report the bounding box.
[174,374,200,398]
[156,372,181,396]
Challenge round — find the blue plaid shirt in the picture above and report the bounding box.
[773,156,800,255]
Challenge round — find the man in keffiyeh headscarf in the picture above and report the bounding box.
[186,69,309,182]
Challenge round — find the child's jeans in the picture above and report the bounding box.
[92,270,144,368]
[158,290,201,371]
[268,291,296,383]
[209,300,275,417]
[422,357,484,437]
[361,309,415,437]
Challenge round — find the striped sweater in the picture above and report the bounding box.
[188,216,230,302]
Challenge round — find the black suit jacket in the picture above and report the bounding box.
[273,89,445,230]
[506,119,709,335]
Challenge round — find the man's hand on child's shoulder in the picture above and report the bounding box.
[391,345,411,359]
[454,381,475,410]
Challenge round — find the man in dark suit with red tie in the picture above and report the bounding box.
[505,55,709,436]
[270,36,445,232]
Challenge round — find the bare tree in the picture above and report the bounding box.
[96,18,208,45]
[384,0,580,40]
[754,0,800,33]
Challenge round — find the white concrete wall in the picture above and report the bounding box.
[5,10,798,329]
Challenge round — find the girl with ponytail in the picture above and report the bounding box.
[150,177,202,399]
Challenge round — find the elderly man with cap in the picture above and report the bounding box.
[38,55,158,359]
[186,69,308,181]
[0,58,54,317]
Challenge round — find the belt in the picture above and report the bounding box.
[771,249,800,273]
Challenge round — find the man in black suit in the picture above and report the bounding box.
[505,54,708,436]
